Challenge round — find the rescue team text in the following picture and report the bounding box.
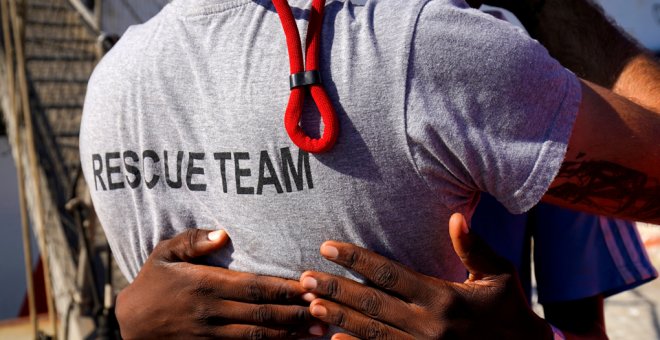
[90,147,313,194]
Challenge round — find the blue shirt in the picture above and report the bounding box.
[472,193,657,304]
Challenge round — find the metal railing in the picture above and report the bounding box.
[1,0,118,338]
[67,0,101,32]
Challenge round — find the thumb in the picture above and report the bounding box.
[449,213,511,280]
[156,229,230,262]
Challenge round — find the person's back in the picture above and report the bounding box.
[81,0,580,282]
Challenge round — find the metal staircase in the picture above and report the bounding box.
[1,0,124,338]
[24,0,96,206]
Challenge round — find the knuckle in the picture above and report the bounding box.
[151,240,167,256]
[115,292,136,337]
[245,276,266,301]
[152,239,175,261]
[272,282,294,301]
[346,249,359,268]
[364,319,390,340]
[183,229,201,259]
[192,304,213,324]
[325,277,341,298]
[359,290,384,318]
[329,308,348,329]
[247,327,267,340]
[295,307,310,322]
[114,290,129,322]
[371,262,399,289]
[191,273,215,297]
[251,305,274,323]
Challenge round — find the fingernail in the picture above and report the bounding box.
[309,324,324,336]
[302,292,317,302]
[311,305,327,317]
[320,244,339,259]
[207,230,225,241]
[302,276,318,290]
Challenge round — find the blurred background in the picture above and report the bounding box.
[0,0,658,339]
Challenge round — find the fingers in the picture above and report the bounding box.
[308,299,414,340]
[206,323,324,339]
[156,228,229,262]
[331,334,360,340]
[182,266,309,304]
[212,301,311,325]
[299,271,412,327]
[317,241,425,300]
[448,213,511,280]
[199,305,327,338]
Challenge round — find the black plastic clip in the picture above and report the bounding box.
[289,70,322,90]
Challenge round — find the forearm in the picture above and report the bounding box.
[522,1,660,222]
[543,80,660,224]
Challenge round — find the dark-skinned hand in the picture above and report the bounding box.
[115,229,326,339]
[299,213,554,340]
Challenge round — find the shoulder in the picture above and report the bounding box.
[412,1,558,82]
[83,4,176,117]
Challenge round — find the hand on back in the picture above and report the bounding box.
[115,229,324,339]
[300,214,552,340]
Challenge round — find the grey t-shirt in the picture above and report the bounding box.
[80,0,581,283]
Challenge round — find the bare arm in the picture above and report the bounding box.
[542,80,660,224]
[493,0,660,222]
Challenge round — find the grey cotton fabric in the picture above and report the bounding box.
[80,0,581,283]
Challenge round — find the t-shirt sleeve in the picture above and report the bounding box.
[405,0,581,214]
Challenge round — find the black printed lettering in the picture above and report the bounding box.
[303,150,313,189]
[281,147,313,192]
[123,151,141,189]
[186,152,207,191]
[234,152,254,195]
[92,154,107,191]
[214,152,232,193]
[143,150,160,189]
[165,151,183,189]
[95,147,314,195]
[257,150,284,194]
[105,152,125,190]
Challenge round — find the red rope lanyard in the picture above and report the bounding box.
[272,0,339,153]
